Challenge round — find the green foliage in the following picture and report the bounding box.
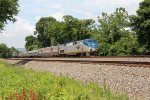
[0,61,129,100]
[130,0,150,53]
[25,35,41,51]
[0,0,19,31]
[10,46,19,53]
[0,43,13,58]
[94,8,139,56]
[62,15,95,42]
[35,17,58,47]
[108,36,138,56]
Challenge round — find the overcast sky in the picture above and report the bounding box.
[0,0,142,48]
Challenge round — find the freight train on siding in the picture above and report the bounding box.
[13,39,99,57]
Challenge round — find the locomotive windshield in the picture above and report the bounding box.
[81,39,98,48]
[88,40,96,42]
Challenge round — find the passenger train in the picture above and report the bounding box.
[13,39,99,57]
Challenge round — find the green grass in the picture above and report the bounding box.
[0,60,129,100]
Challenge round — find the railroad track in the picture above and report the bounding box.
[12,55,150,59]
[8,58,150,68]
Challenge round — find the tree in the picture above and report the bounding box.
[31,15,95,49]
[63,15,95,42]
[95,8,139,56]
[10,46,19,53]
[0,0,19,31]
[130,0,150,53]
[0,43,12,58]
[25,35,41,51]
[35,17,58,47]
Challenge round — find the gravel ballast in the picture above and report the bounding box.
[3,59,150,100]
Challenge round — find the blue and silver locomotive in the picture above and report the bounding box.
[59,38,98,56]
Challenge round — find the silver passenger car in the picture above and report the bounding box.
[38,46,59,57]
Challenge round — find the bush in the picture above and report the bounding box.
[0,43,12,58]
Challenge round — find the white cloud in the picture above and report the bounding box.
[33,0,48,3]
[71,9,95,19]
[86,0,141,14]
[51,12,64,21]
[35,12,64,22]
[1,17,34,38]
[91,0,141,6]
[0,17,35,48]
[35,16,41,22]
[51,4,62,9]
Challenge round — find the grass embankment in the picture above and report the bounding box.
[0,61,129,100]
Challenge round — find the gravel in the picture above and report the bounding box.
[3,59,150,100]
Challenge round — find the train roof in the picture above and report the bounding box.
[58,38,97,46]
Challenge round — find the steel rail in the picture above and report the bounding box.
[8,58,150,67]
[12,55,150,58]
